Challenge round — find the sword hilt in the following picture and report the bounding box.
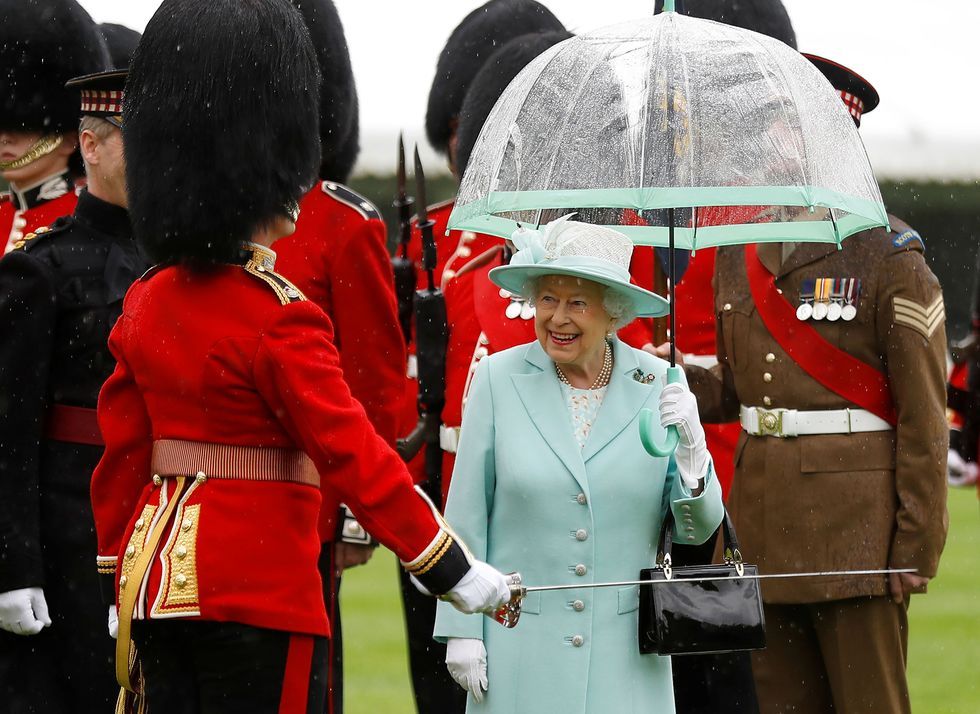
[491,572,525,628]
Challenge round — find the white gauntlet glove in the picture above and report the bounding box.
[446,637,489,702]
[0,587,52,636]
[659,382,709,490]
[444,561,512,614]
[108,605,119,639]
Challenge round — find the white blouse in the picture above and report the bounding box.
[559,383,609,449]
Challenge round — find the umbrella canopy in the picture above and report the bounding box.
[449,10,889,248]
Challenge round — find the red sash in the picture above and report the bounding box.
[744,244,897,425]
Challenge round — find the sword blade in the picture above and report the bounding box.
[523,568,917,593]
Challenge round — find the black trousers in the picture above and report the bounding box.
[132,620,328,714]
[0,483,116,714]
[319,545,344,714]
[669,528,760,714]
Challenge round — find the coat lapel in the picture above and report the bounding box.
[581,340,656,463]
[511,342,591,498]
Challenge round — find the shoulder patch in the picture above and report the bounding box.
[893,294,944,339]
[891,228,924,252]
[321,181,381,221]
[14,216,73,252]
[243,261,307,305]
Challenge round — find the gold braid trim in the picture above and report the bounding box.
[0,135,64,171]
[406,532,453,576]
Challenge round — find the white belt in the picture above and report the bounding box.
[440,425,461,453]
[739,405,892,438]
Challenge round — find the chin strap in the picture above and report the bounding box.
[0,135,64,171]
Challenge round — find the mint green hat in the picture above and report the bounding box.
[488,214,670,318]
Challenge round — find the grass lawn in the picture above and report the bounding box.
[342,487,980,713]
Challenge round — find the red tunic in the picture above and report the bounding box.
[274,181,406,538]
[91,250,460,636]
[1,189,78,254]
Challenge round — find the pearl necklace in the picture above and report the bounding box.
[555,341,613,390]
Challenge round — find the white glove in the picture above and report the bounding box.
[108,605,119,639]
[444,561,511,614]
[659,382,709,490]
[947,448,979,486]
[446,637,489,702]
[0,587,52,636]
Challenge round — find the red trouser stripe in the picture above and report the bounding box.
[279,634,314,714]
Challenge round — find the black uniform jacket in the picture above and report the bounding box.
[0,189,145,593]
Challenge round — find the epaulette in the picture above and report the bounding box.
[12,216,73,252]
[243,261,307,305]
[321,181,381,221]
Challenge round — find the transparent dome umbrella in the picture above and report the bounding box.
[448,0,889,455]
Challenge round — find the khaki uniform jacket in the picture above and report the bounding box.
[686,219,949,603]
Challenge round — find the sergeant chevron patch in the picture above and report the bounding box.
[893,295,945,338]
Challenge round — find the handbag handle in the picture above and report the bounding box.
[656,508,745,578]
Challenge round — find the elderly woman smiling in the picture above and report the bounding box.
[434,216,724,714]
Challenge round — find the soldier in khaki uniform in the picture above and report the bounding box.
[673,58,948,713]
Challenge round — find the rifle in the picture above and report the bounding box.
[391,133,416,345]
[395,148,448,506]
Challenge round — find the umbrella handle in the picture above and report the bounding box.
[639,366,682,457]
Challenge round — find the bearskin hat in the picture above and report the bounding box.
[456,30,572,176]
[657,0,797,48]
[125,0,321,266]
[425,0,565,156]
[99,23,141,69]
[0,0,110,133]
[290,0,360,182]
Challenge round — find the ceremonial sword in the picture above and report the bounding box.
[488,568,918,628]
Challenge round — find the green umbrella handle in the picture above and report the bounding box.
[663,0,676,12]
[639,366,682,456]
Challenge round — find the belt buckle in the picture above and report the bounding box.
[757,408,784,437]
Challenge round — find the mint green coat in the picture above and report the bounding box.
[434,338,724,714]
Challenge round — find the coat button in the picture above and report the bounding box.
[174,573,187,588]
[574,564,587,576]
[575,529,588,541]
[572,635,584,647]
[681,504,691,512]
[176,545,188,559]
[118,575,128,588]
[134,518,145,532]
[573,600,585,612]
[196,471,207,484]
[763,372,773,383]
[152,474,162,486]
[576,493,587,505]
[723,303,732,311]
[181,519,194,532]
[763,396,772,406]
[125,545,136,559]
[765,353,775,363]
[686,535,696,541]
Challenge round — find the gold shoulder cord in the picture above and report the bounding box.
[242,261,306,305]
[0,135,63,171]
[115,476,190,693]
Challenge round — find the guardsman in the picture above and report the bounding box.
[0,68,142,713]
[679,56,948,714]
[0,0,109,255]
[90,1,510,711]
[272,2,403,712]
[401,5,566,713]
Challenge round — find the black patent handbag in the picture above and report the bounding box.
[638,509,766,656]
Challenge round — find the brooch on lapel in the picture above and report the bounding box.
[632,368,656,384]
